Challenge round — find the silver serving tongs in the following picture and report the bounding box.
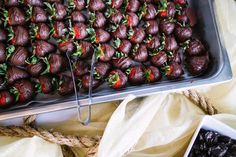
[66,52,96,125]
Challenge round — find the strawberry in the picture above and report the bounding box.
[36,75,54,94]
[145,36,160,49]
[72,41,93,59]
[113,38,132,54]
[127,66,145,85]
[159,20,175,35]
[0,90,15,108]
[151,51,167,67]
[128,27,146,44]
[145,20,159,35]
[58,39,75,54]
[87,28,111,44]
[186,39,206,56]
[26,56,46,77]
[73,60,89,77]
[126,0,140,12]
[164,35,179,51]
[108,69,127,89]
[131,44,148,62]
[30,23,50,40]
[69,22,88,40]
[105,8,123,24]
[8,26,30,46]
[11,79,35,103]
[164,62,184,79]
[94,62,111,79]
[0,43,6,63]
[44,2,67,21]
[51,21,67,39]
[140,3,157,20]
[112,24,127,39]
[88,0,105,11]
[168,49,182,64]
[145,66,161,83]
[89,12,106,28]
[95,44,115,62]
[33,40,55,57]
[6,66,29,85]
[68,0,85,11]
[9,46,29,66]
[5,7,26,26]
[158,1,176,18]
[125,12,139,27]
[23,0,44,7]
[112,57,134,70]
[173,0,187,6]
[110,0,123,9]
[81,74,102,91]
[176,9,189,24]
[42,54,68,74]
[30,6,48,23]
[0,28,7,42]
[4,0,20,7]
[186,53,209,75]
[71,11,86,23]
[175,26,192,42]
[58,75,74,96]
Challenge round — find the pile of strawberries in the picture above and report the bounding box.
[0,0,210,108]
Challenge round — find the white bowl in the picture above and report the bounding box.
[184,116,236,157]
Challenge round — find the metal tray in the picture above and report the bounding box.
[0,0,232,120]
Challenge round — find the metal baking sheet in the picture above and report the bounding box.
[0,0,232,120]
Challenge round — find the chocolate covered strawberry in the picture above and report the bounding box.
[168,50,182,64]
[126,0,140,12]
[107,0,123,9]
[44,2,67,21]
[108,69,127,89]
[89,12,106,28]
[71,11,86,23]
[8,26,30,46]
[42,54,68,74]
[81,74,102,91]
[35,75,54,94]
[9,46,29,66]
[23,0,44,7]
[158,1,176,18]
[151,51,167,67]
[87,28,111,44]
[164,62,184,79]
[175,26,192,42]
[69,22,88,40]
[68,0,85,10]
[176,8,189,24]
[113,38,132,54]
[112,24,128,39]
[73,60,89,77]
[105,8,123,24]
[128,27,146,44]
[164,35,178,51]
[6,66,29,85]
[173,0,187,6]
[125,12,139,27]
[131,44,148,62]
[95,44,115,62]
[186,54,209,75]
[0,28,7,42]
[51,21,67,39]
[88,0,105,11]
[30,23,50,40]
[159,20,175,35]
[29,6,48,23]
[139,3,157,20]
[11,79,35,103]
[72,41,93,59]
[3,7,26,26]
[94,62,111,79]
[127,66,145,85]
[0,90,15,108]
[0,43,6,63]
[145,20,159,35]
[4,0,20,7]
[186,39,206,56]
[145,35,160,49]
[112,57,134,70]
[145,66,162,83]
[58,39,75,54]
[33,40,55,57]
[58,75,74,96]
[26,56,46,77]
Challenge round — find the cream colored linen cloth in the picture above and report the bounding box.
[0,0,236,157]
